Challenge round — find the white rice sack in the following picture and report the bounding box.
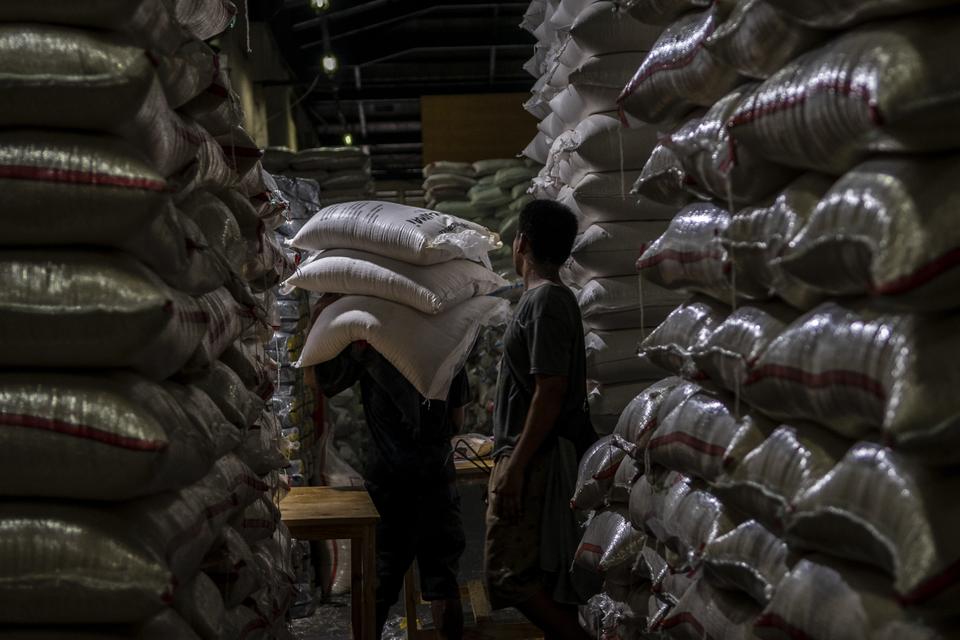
[191,287,258,369]
[569,1,661,57]
[614,377,685,451]
[754,557,924,640]
[567,221,669,287]
[579,276,686,331]
[618,7,743,126]
[703,0,827,80]
[189,360,263,428]
[0,373,229,501]
[0,251,207,379]
[172,121,240,196]
[657,577,761,639]
[663,83,798,205]
[641,297,729,376]
[590,382,656,435]
[692,303,797,393]
[722,174,831,308]
[632,143,698,208]
[623,0,712,25]
[609,455,642,504]
[779,156,960,311]
[298,295,509,400]
[663,488,738,568]
[204,527,261,608]
[558,114,660,186]
[628,471,695,544]
[174,572,225,640]
[763,0,957,29]
[551,52,649,124]
[646,392,773,483]
[637,202,733,303]
[156,40,220,110]
[423,161,476,178]
[702,520,790,605]
[727,15,960,175]
[168,0,237,41]
[231,495,280,546]
[742,302,960,455]
[575,509,647,586]
[586,329,662,384]
[284,250,506,315]
[787,443,960,607]
[222,606,267,640]
[291,201,500,266]
[162,383,241,460]
[181,190,247,276]
[559,171,677,232]
[572,435,629,511]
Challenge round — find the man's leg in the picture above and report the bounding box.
[516,590,590,640]
[368,483,418,638]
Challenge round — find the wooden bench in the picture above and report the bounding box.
[280,486,380,640]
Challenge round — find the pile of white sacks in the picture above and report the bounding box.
[264,145,374,206]
[529,0,960,637]
[0,1,295,637]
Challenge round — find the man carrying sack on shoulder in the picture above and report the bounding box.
[485,200,598,637]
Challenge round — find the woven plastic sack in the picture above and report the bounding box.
[692,303,796,393]
[663,83,798,205]
[704,0,826,80]
[569,1,661,58]
[290,201,500,266]
[0,372,225,500]
[423,173,476,192]
[623,0,711,25]
[237,414,287,476]
[590,382,655,435]
[779,156,960,311]
[572,435,628,511]
[222,605,268,640]
[754,557,923,640]
[663,488,738,567]
[299,295,508,400]
[637,202,733,302]
[181,190,247,276]
[728,16,960,175]
[161,383,241,459]
[721,174,831,308]
[0,251,206,379]
[189,360,263,428]
[473,158,525,178]
[322,172,372,193]
[658,577,761,639]
[558,114,660,186]
[190,287,257,370]
[609,455,642,504]
[172,122,239,195]
[586,329,663,384]
[423,161,475,178]
[702,520,789,605]
[742,302,960,454]
[628,471,694,543]
[494,166,538,190]
[632,143,698,208]
[174,572,225,640]
[646,391,773,483]
[156,40,220,110]
[579,276,686,331]
[618,7,743,126]
[567,221,669,287]
[762,0,958,29]
[551,52,648,124]
[788,443,960,606]
[559,172,677,232]
[204,527,262,608]
[285,250,506,315]
[640,296,729,376]
[168,0,237,40]
[575,509,646,586]
[468,184,513,209]
[182,73,245,139]
[231,496,280,546]
[614,377,683,451]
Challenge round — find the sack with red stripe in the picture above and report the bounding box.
[162,382,241,458]
[566,220,669,287]
[171,122,239,196]
[173,572,226,640]
[712,424,847,531]
[0,373,228,501]
[231,496,280,546]
[218,127,262,186]
[574,508,646,586]
[727,15,960,175]
[663,488,738,568]
[203,526,261,608]
[753,557,938,640]
[586,329,663,385]
[618,6,743,126]
[780,156,960,311]
[237,411,287,476]
[609,455,642,504]
[221,339,276,399]
[614,377,685,453]
[0,250,207,379]
[692,302,796,394]
[590,381,657,436]
[240,164,290,229]
[628,471,695,545]
[641,296,730,376]
[663,83,798,206]
[657,577,761,639]
[721,173,830,308]
[702,520,789,606]
[571,435,628,511]
[0,25,198,177]
[742,302,960,459]
[787,443,960,609]
[646,390,773,483]
[169,0,237,41]
[637,202,734,303]
[632,143,699,208]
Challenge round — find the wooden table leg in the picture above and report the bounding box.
[351,538,363,640]
[362,525,377,640]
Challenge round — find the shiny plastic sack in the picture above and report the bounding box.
[572,435,629,511]
[0,250,207,379]
[567,221,669,287]
[637,202,733,302]
[780,155,960,311]
[191,287,258,369]
[188,360,263,428]
[232,495,280,546]
[590,382,656,435]
[575,508,647,585]
[181,189,248,276]
[586,329,664,384]
[618,7,743,125]
[692,302,796,393]
[559,171,677,232]
[663,83,797,205]
[628,471,694,544]
[173,572,225,640]
[222,605,268,640]
[171,122,239,195]
[728,15,960,175]
[614,377,684,451]
[640,296,729,376]
[632,142,698,209]
[663,488,738,567]
[721,174,831,308]
[168,0,237,41]
[762,0,958,29]
[742,302,960,456]
[238,413,287,476]
[579,276,686,331]
[657,577,761,639]
[610,455,642,504]
[204,526,262,608]
[788,443,960,607]
[157,40,221,110]
[702,520,789,605]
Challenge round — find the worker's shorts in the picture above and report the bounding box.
[367,467,465,606]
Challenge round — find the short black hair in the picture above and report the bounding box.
[517,199,578,266]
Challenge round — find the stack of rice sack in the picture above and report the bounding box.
[0,2,296,638]
[520,0,683,434]
[266,145,374,206]
[572,0,960,637]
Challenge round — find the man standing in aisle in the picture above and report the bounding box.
[486,200,596,637]
[309,308,468,640]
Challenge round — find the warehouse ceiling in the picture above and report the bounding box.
[254,0,536,180]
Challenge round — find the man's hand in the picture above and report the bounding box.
[492,459,525,523]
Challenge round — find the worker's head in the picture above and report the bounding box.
[514,199,578,276]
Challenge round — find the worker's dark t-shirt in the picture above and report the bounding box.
[314,344,470,486]
[493,282,593,458]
